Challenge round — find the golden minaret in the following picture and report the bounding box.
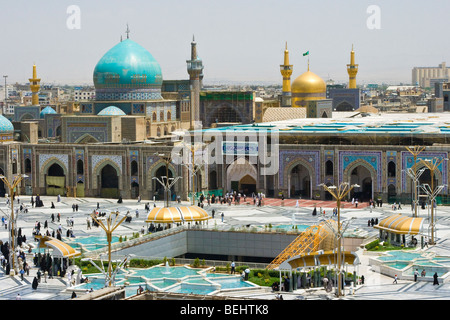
[347,45,358,89]
[29,64,41,106]
[280,42,293,107]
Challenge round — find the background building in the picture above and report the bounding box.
[412,62,450,88]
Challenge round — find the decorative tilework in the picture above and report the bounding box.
[80,103,93,114]
[11,149,18,161]
[92,155,122,173]
[401,151,448,192]
[39,154,69,170]
[146,155,160,171]
[279,150,320,188]
[339,151,382,190]
[132,103,145,114]
[75,150,84,161]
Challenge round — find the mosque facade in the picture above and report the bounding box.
[2,34,202,201]
[3,34,450,206]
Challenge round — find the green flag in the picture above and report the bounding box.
[303,51,309,56]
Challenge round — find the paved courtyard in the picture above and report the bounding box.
[0,195,450,300]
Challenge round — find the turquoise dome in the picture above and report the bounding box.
[93,39,163,90]
[0,114,14,133]
[97,106,126,116]
[40,106,57,119]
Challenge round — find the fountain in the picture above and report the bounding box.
[162,261,171,275]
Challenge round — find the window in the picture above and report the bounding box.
[131,160,138,176]
[325,160,333,176]
[25,158,32,173]
[388,161,396,177]
[77,159,84,175]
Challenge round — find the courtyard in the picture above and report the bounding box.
[1,194,450,300]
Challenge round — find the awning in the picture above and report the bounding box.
[278,250,359,270]
[374,214,424,235]
[145,206,211,223]
[145,207,184,223]
[36,236,81,258]
[178,206,211,222]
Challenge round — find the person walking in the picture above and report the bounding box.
[433,272,439,285]
[414,269,419,282]
[230,261,236,274]
[393,274,398,284]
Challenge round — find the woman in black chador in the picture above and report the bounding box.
[433,272,439,285]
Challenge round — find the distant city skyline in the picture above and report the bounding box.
[0,0,449,86]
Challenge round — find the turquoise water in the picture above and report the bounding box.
[151,279,178,289]
[132,266,202,279]
[273,224,310,232]
[76,278,106,291]
[167,284,217,295]
[212,278,255,289]
[404,266,448,277]
[378,251,423,261]
[75,266,259,296]
[185,278,212,285]
[385,262,410,270]
[71,235,120,246]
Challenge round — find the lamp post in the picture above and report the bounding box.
[403,167,426,217]
[0,174,28,275]
[406,146,425,217]
[153,153,181,208]
[89,211,129,287]
[418,157,448,245]
[181,143,205,206]
[319,182,359,297]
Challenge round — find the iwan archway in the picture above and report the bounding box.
[46,163,66,196]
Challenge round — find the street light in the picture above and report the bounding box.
[405,146,426,217]
[418,157,448,245]
[89,211,129,287]
[153,153,181,208]
[319,182,359,297]
[0,174,28,275]
[81,253,133,288]
[403,167,426,217]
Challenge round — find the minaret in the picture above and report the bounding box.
[29,64,41,106]
[347,45,358,89]
[187,35,204,129]
[280,42,293,107]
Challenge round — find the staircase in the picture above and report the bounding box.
[266,221,331,270]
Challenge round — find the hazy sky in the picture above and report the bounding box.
[0,0,448,86]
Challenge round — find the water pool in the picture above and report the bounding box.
[384,262,411,270]
[70,235,120,246]
[273,224,310,232]
[167,283,217,295]
[378,251,423,261]
[212,278,255,289]
[132,266,202,279]
[74,265,260,296]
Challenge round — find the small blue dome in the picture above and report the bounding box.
[40,106,56,119]
[93,39,163,90]
[97,106,126,116]
[0,114,14,133]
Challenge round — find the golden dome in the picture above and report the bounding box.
[291,70,326,94]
